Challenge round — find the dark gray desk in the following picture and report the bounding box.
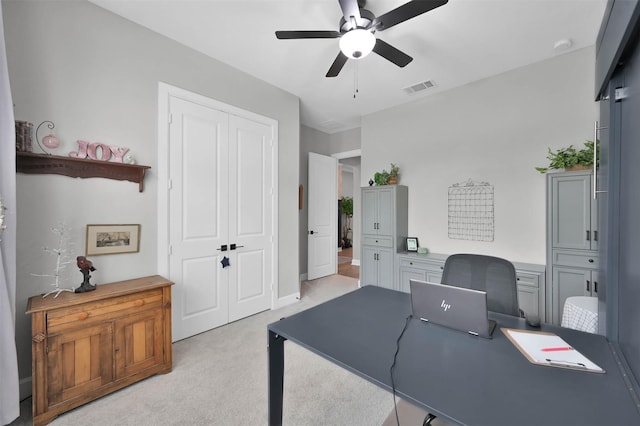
[268,286,640,425]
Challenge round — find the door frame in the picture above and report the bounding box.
[157,82,279,311]
[333,149,361,269]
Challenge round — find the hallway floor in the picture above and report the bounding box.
[338,247,359,279]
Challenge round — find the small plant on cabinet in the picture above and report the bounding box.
[535,141,599,173]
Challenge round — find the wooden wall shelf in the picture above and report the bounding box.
[16,152,150,192]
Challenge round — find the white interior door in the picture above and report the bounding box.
[308,152,337,280]
[228,114,273,321]
[169,96,229,341]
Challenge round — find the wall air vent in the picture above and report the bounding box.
[403,80,435,95]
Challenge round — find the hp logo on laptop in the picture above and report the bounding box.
[441,299,451,312]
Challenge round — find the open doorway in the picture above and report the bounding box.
[337,156,360,279]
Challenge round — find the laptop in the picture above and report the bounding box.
[409,279,497,338]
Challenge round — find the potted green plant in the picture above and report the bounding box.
[389,163,400,184]
[341,197,353,248]
[374,163,400,185]
[374,170,390,186]
[535,140,599,173]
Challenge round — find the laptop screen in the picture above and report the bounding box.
[409,279,496,338]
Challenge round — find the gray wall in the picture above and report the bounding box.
[4,0,300,395]
[330,127,361,153]
[362,47,598,265]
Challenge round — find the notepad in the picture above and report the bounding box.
[502,328,605,373]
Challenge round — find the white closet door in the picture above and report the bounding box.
[227,114,273,321]
[169,96,229,341]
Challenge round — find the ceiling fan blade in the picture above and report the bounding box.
[276,30,341,39]
[373,0,448,31]
[373,39,413,67]
[326,52,349,77]
[339,0,362,28]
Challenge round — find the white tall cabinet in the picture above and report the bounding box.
[546,171,599,324]
[360,185,408,289]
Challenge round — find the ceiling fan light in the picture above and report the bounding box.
[339,29,375,60]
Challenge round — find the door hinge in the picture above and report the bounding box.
[169,245,173,255]
[168,113,173,124]
[168,179,173,190]
[615,87,629,102]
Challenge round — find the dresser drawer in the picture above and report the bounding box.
[362,235,393,248]
[399,257,444,272]
[516,272,540,288]
[47,289,163,333]
[552,250,598,269]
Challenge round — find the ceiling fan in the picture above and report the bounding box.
[275,0,448,77]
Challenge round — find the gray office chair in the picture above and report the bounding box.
[420,254,521,426]
[440,253,521,317]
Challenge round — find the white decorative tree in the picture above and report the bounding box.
[33,222,76,298]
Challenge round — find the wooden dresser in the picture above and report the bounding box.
[26,275,174,426]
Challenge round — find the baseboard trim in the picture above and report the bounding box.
[299,273,308,282]
[20,376,31,400]
[277,292,300,309]
[351,259,360,266]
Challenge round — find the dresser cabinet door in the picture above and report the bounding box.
[46,323,113,407]
[114,307,165,379]
[553,266,593,323]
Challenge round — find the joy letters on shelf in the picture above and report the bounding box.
[70,140,129,163]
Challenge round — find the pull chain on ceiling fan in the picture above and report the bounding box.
[275,0,448,77]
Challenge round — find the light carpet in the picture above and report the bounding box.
[19,275,399,426]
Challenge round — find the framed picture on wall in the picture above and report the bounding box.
[406,237,419,252]
[86,224,140,256]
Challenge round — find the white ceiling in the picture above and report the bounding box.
[89,0,607,133]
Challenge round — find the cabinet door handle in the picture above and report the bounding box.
[594,281,598,293]
[586,230,590,241]
[588,258,594,263]
[409,262,413,265]
[134,299,145,307]
[594,230,598,241]
[77,312,89,321]
[586,280,590,292]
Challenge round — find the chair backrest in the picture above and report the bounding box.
[441,254,520,317]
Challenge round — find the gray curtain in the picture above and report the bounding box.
[0,4,19,424]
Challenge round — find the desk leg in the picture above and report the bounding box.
[268,330,285,426]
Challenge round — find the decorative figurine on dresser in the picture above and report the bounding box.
[74,255,96,293]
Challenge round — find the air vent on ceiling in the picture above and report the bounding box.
[403,80,435,95]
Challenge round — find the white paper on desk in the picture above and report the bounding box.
[504,329,604,372]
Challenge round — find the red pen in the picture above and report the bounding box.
[541,347,574,352]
